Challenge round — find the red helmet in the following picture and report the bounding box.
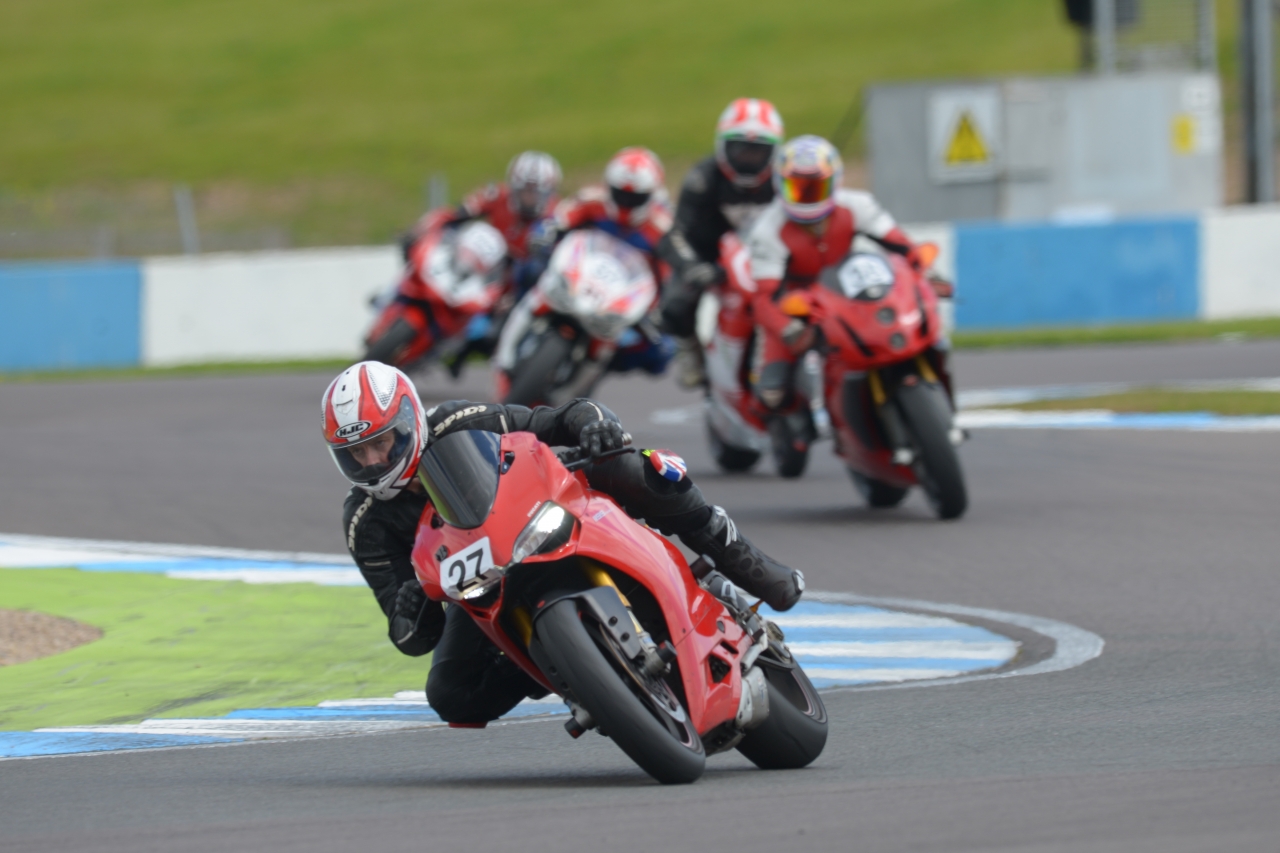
[604,147,665,228]
[715,98,785,188]
[322,362,426,500]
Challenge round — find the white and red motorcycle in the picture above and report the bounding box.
[495,230,663,407]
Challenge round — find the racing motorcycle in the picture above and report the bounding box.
[410,430,828,784]
[363,211,507,372]
[494,230,663,407]
[704,235,967,519]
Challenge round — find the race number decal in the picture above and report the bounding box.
[838,254,895,299]
[439,537,495,599]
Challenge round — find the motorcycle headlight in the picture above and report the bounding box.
[510,502,574,564]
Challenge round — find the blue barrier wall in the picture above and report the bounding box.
[0,261,142,371]
[953,218,1200,329]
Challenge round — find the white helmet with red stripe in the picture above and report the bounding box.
[322,361,427,500]
[715,98,785,188]
[604,146,665,228]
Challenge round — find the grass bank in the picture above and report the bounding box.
[0,569,423,731]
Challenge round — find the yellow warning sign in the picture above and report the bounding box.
[945,112,989,165]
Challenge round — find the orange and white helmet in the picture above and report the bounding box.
[322,362,427,500]
[774,135,843,224]
[604,147,665,228]
[715,98,785,188]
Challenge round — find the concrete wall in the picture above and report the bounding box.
[141,247,398,366]
[2,209,1280,372]
[1200,205,1280,319]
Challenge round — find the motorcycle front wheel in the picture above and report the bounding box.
[503,331,575,407]
[849,470,909,508]
[707,423,761,473]
[894,381,967,520]
[363,317,418,366]
[736,655,828,770]
[536,598,705,785]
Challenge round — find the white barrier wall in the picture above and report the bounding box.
[141,247,400,366]
[1201,205,1280,319]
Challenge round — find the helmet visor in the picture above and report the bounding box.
[780,172,836,206]
[329,398,417,486]
[610,186,652,210]
[512,184,551,218]
[724,140,774,177]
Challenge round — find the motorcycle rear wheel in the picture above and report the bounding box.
[894,382,967,520]
[363,317,418,366]
[504,331,575,407]
[736,656,828,770]
[849,470,909,508]
[536,599,706,785]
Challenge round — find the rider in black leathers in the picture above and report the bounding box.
[657,98,785,389]
[335,385,804,726]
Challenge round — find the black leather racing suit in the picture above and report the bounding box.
[342,397,711,724]
[656,155,775,338]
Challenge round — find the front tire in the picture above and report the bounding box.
[849,470,909,508]
[767,416,810,479]
[363,317,418,366]
[894,381,967,519]
[536,599,706,785]
[504,331,575,407]
[736,658,828,770]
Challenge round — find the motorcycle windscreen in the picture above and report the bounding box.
[417,430,503,529]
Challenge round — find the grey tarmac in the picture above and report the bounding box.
[1,340,1278,852]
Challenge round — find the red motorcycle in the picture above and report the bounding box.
[704,236,967,519]
[409,430,827,784]
[363,210,507,370]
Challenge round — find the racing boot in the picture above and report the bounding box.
[680,506,804,611]
[672,336,707,390]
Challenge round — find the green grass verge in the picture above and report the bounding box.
[1000,389,1280,416]
[0,569,425,731]
[952,317,1280,350]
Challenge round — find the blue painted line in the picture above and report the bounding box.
[225,707,444,721]
[0,732,239,758]
[790,656,1011,670]
[776,626,1001,643]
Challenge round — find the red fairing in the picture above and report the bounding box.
[409,433,753,735]
[552,187,673,282]
[455,182,557,261]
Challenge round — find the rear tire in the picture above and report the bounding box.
[894,382,967,520]
[736,659,828,770]
[363,317,418,366]
[504,331,575,407]
[708,424,761,473]
[849,470,909,508]
[536,599,706,785]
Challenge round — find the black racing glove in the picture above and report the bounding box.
[389,579,430,649]
[579,419,628,459]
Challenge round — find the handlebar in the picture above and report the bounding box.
[557,433,635,471]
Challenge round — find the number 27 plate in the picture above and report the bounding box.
[440,537,495,599]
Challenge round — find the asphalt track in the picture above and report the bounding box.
[2,339,1279,852]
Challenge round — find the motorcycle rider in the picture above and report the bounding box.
[324,360,804,725]
[500,146,676,380]
[401,152,563,374]
[657,98,785,389]
[746,135,924,420]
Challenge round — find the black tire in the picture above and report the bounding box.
[736,659,828,770]
[849,470,909,508]
[767,417,810,479]
[708,424,761,473]
[536,599,706,785]
[504,331,575,407]
[363,317,418,366]
[894,382,968,520]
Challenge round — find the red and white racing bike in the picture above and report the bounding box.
[410,430,828,783]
